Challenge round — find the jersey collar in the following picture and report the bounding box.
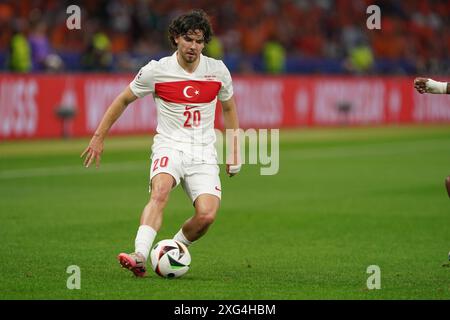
[172,51,203,75]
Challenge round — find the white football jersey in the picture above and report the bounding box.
[129,52,233,163]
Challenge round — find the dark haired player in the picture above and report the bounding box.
[81,10,241,277]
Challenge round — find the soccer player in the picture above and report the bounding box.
[414,77,450,94]
[81,9,241,277]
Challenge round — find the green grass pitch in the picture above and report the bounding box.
[0,125,449,299]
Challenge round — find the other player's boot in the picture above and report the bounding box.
[117,252,147,277]
[445,176,450,197]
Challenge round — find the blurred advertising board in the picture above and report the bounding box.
[1,74,449,139]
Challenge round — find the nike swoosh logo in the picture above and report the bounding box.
[215,186,221,192]
[185,105,198,111]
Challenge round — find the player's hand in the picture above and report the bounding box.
[414,77,429,94]
[226,149,241,177]
[414,77,447,94]
[81,134,104,168]
[226,152,241,177]
[226,163,241,177]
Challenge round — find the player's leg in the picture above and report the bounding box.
[140,173,176,231]
[175,194,220,245]
[118,148,181,277]
[118,173,175,276]
[174,163,221,246]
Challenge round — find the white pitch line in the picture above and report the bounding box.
[0,161,148,179]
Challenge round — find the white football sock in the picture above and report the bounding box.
[173,228,193,247]
[134,225,157,261]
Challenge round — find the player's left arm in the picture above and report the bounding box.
[221,96,241,177]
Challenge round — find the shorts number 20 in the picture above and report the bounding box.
[153,156,168,171]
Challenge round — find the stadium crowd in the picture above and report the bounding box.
[1,0,449,74]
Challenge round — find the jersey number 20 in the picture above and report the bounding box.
[183,110,201,127]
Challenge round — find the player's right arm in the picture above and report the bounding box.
[81,86,138,168]
[414,77,449,94]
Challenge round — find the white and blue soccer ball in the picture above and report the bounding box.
[150,239,191,278]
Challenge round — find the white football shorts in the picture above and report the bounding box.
[149,147,222,203]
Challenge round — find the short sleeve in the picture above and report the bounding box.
[129,61,156,98]
[218,61,234,102]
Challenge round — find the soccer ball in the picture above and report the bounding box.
[150,239,191,278]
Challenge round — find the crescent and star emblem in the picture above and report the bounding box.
[183,86,200,98]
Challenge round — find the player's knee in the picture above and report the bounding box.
[194,197,219,227]
[195,209,217,227]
